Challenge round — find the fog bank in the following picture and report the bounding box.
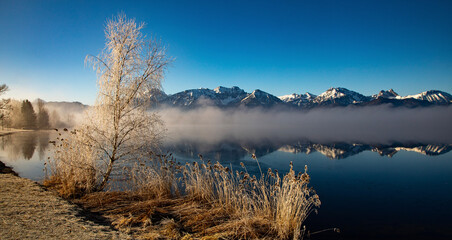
[159,105,452,145]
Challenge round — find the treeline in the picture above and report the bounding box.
[0,84,67,130]
[4,99,53,130]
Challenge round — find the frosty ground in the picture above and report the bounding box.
[0,164,129,240]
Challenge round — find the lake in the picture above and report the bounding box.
[1,130,451,239]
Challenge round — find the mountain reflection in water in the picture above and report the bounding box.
[0,131,449,164]
[163,140,452,161]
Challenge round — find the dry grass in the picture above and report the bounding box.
[44,129,98,198]
[180,159,320,239]
[67,158,320,239]
[127,154,181,199]
[46,131,321,239]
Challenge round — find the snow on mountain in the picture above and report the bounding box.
[157,86,451,108]
[213,86,248,105]
[240,89,283,107]
[372,89,399,99]
[398,90,452,104]
[278,93,299,102]
[162,88,215,107]
[313,87,370,106]
[279,92,317,107]
[160,86,247,107]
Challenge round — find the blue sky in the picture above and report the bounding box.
[1,0,451,105]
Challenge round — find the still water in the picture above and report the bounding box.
[1,131,451,239]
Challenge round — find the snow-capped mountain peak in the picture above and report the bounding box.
[240,89,282,107]
[400,90,452,103]
[372,89,399,99]
[304,92,316,99]
[213,86,245,95]
[156,86,451,108]
[279,92,317,107]
[314,87,369,105]
[279,93,300,102]
[318,87,347,99]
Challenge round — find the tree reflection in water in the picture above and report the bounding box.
[21,134,37,159]
[0,131,50,160]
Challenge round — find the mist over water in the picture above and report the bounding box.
[159,105,452,145]
[44,102,88,128]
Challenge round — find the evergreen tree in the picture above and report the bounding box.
[21,100,37,129]
[36,99,50,129]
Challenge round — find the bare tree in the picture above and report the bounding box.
[0,85,9,108]
[84,14,171,191]
[5,99,21,128]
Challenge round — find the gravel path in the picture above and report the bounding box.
[0,173,130,240]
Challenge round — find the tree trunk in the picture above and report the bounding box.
[97,158,114,191]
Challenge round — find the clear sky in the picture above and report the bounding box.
[1,0,451,105]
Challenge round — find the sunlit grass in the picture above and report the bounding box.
[44,129,98,198]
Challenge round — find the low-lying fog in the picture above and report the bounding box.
[159,105,452,145]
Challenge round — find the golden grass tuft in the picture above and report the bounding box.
[180,159,321,239]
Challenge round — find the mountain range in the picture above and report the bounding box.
[154,86,452,109]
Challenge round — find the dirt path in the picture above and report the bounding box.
[0,171,131,240]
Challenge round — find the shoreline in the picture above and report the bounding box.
[0,160,129,240]
[0,128,33,137]
[0,161,18,176]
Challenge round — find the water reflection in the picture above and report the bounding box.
[164,140,452,161]
[1,131,449,164]
[22,136,37,159]
[38,132,50,159]
[0,131,50,161]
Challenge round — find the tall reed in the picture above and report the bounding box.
[127,153,181,199]
[181,157,321,239]
[44,129,98,198]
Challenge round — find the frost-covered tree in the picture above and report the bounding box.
[0,84,9,108]
[84,14,171,191]
[0,84,9,128]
